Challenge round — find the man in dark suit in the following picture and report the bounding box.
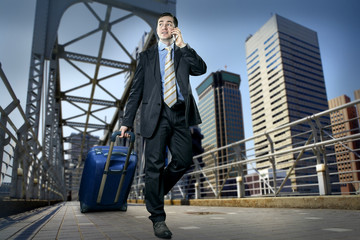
[119,12,206,239]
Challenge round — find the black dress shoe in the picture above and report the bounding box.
[153,221,172,239]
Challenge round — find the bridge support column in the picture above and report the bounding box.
[33,176,40,199]
[195,182,200,199]
[41,182,46,200]
[236,176,245,198]
[317,164,328,195]
[0,99,20,184]
[10,130,27,199]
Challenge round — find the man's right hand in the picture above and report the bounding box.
[119,126,129,138]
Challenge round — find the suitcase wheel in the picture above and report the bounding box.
[80,201,89,213]
[118,203,127,211]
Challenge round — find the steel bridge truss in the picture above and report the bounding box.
[1,0,175,200]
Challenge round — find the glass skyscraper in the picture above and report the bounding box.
[196,71,245,195]
[245,14,335,193]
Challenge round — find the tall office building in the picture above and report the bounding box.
[328,94,360,194]
[67,132,99,200]
[354,89,360,122]
[196,71,245,194]
[245,14,333,193]
[69,133,99,163]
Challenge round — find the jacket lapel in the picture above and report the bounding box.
[147,45,160,81]
[174,45,182,73]
[174,46,187,97]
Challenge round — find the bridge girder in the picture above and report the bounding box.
[17,0,176,200]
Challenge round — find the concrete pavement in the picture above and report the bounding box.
[0,201,359,239]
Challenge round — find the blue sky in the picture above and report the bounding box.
[1,0,360,140]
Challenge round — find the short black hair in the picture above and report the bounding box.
[157,12,178,27]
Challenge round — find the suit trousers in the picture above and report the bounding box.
[144,103,193,223]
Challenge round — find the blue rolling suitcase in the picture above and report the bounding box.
[79,132,137,213]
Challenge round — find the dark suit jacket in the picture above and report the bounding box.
[122,43,207,138]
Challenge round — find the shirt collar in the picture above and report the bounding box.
[158,41,174,51]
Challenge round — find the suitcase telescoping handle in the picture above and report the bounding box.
[97,131,135,204]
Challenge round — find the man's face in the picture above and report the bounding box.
[157,16,175,41]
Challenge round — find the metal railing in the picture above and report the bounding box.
[129,99,360,199]
[0,63,65,201]
[2,58,360,202]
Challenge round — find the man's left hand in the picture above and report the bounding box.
[171,27,186,48]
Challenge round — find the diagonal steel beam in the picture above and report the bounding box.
[77,5,112,164]
[59,50,133,70]
[64,121,107,130]
[62,95,117,107]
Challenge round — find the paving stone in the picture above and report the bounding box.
[0,201,360,239]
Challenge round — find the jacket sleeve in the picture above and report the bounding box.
[121,52,145,127]
[180,44,207,76]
